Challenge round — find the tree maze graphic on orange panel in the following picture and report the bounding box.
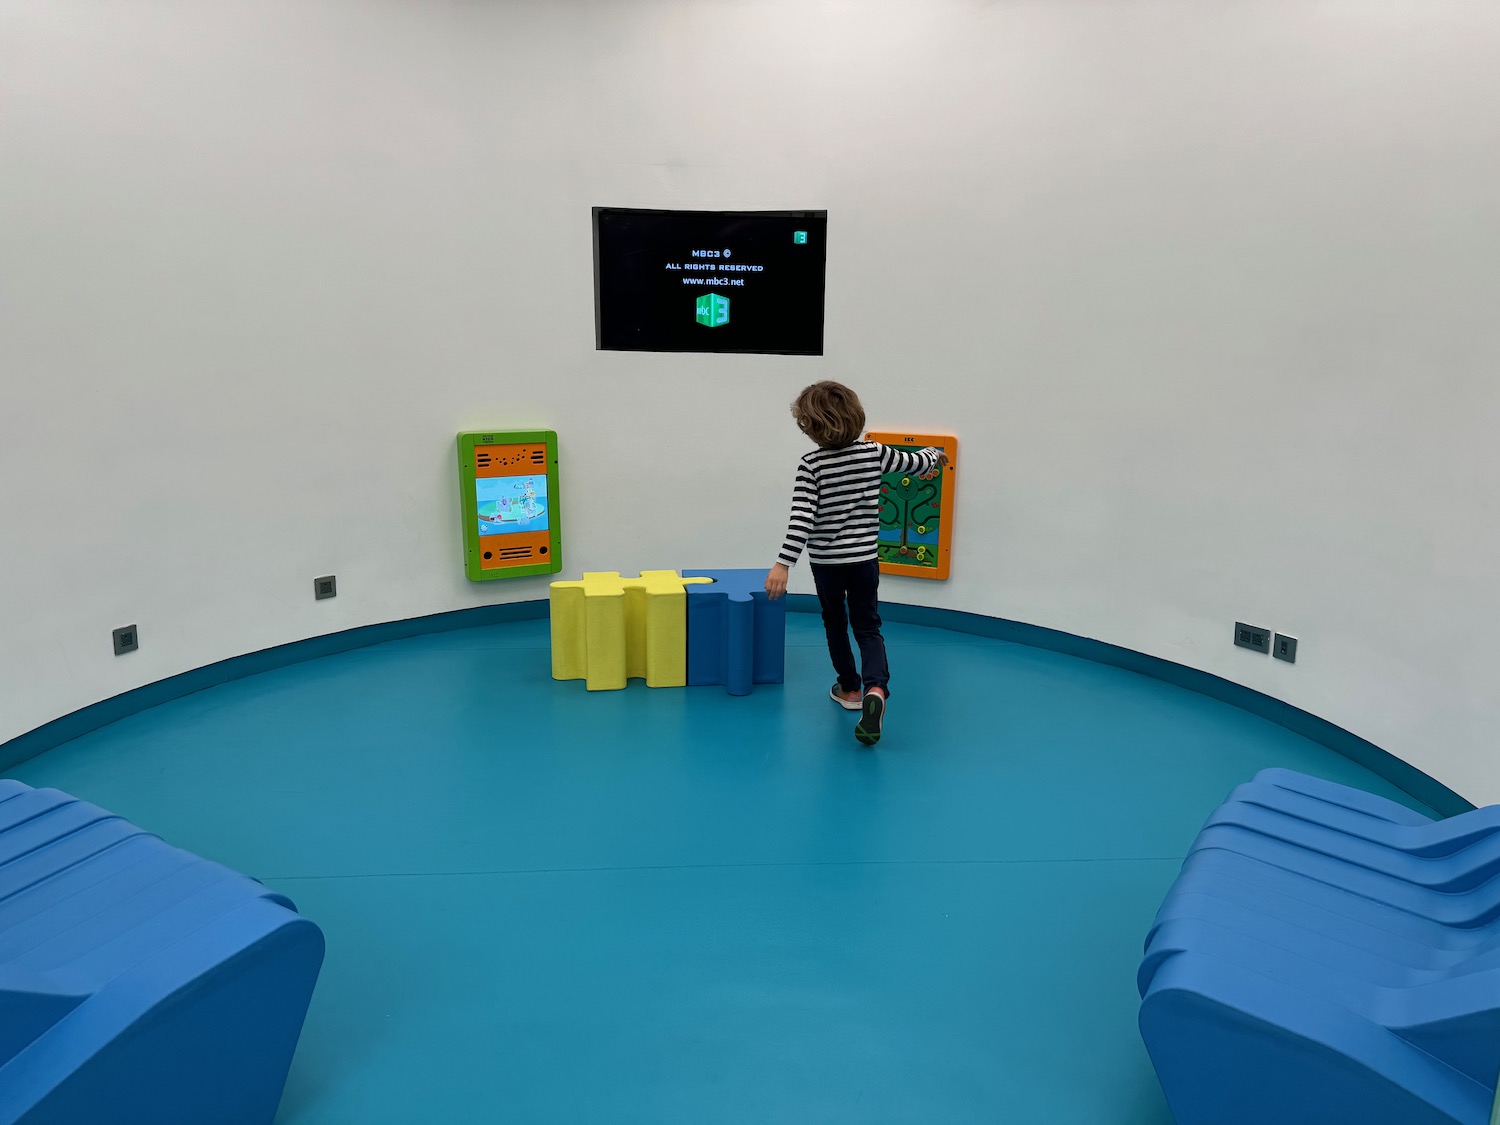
[866,431,957,581]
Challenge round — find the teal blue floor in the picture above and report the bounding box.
[7,615,1434,1123]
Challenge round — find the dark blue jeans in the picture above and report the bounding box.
[810,559,890,697]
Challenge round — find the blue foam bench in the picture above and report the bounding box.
[1205,771,1500,867]
[1139,768,1500,1125]
[0,779,323,1125]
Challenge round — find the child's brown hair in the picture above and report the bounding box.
[791,381,866,448]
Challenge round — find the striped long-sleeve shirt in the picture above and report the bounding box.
[777,441,941,567]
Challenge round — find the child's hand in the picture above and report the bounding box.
[765,563,789,600]
[936,451,950,468]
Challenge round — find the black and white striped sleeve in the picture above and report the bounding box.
[879,444,941,475]
[777,459,818,567]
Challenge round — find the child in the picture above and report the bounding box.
[765,381,948,746]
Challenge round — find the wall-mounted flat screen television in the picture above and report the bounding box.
[593,207,828,355]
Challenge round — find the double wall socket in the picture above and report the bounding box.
[1234,622,1270,654]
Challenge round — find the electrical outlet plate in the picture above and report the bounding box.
[1274,633,1298,663]
[112,625,139,656]
[1234,621,1271,654]
[314,576,337,601]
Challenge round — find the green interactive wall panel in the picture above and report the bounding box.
[457,430,562,581]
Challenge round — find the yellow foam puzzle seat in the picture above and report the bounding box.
[550,571,711,690]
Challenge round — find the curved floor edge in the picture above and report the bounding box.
[0,596,1472,817]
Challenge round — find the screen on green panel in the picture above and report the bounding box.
[476,475,549,536]
[593,208,828,355]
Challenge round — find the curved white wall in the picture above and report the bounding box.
[3,1,1498,799]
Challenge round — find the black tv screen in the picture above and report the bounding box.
[593,208,828,355]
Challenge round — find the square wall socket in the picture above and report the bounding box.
[112,625,139,656]
[1274,633,1298,663]
[314,576,337,601]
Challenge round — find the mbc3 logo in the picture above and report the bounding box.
[694,292,730,329]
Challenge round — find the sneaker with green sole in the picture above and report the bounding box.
[855,689,886,746]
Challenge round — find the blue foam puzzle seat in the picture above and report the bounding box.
[1140,768,1500,1125]
[0,782,323,1125]
[683,568,786,696]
